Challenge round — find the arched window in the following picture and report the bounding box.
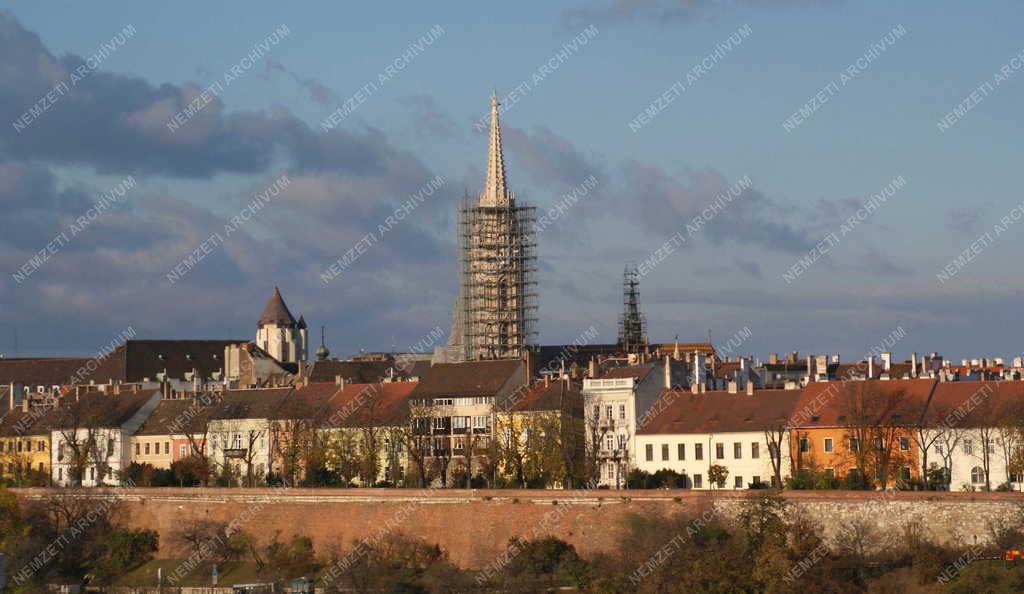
[970,466,985,484]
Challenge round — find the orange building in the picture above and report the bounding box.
[788,378,936,487]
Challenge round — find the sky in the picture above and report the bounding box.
[1,1,1022,363]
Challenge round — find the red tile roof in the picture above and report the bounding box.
[926,381,1024,427]
[0,357,91,386]
[597,364,655,381]
[637,388,804,435]
[789,379,936,428]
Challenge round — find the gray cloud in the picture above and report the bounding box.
[563,0,835,28]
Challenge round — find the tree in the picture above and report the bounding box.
[837,382,915,489]
[708,464,729,489]
[84,528,158,583]
[763,420,789,489]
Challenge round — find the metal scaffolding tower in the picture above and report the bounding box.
[618,263,646,354]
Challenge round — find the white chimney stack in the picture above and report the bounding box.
[867,356,874,379]
[911,352,918,378]
[664,355,671,390]
[881,352,891,371]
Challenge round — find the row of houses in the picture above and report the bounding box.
[3,345,1023,492]
[0,359,583,488]
[591,356,1024,492]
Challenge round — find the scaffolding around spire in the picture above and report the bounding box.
[448,92,537,361]
[618,262,646,354]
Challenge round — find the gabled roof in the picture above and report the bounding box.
[926,381,1024,427]
[411,359,523,398]
[135,397,216,436]
[790,379,936,428]
[308,359,396,384]
[638,389,803,435]
[85,339,242,384]
[51,389,160,430]
[506,381,583,414]
[0,357,92,386]
[0,407,57,437]
[258,287,297,327]
[207,388,293,421]
[277,381,417,427]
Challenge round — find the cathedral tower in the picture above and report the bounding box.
[450,92,538,360]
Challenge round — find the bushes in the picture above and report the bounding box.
[625,468,689,489]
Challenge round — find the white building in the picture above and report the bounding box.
[256,287,308,365]
[634,387,802,489]
[206,388,290,486]
[51,389,161,486]
[583,357,689,488]
[920,381,1024,491]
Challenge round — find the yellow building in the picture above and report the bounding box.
[0,405,53,485]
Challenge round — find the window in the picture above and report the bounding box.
[987,440,995,454]
[452,416,469,429]
[605,405,612,420]
[661,444,669,461]
[606,436,614,451]
[899,437,910,451]
[619,404,626,420]
[824,438,833,453]
[39,441,45,451]
[935,444,943,454]
[645,444,654,461]
[433,418,446,430]
[58,468,62,481]
[751,442,759,459]
[693,474,703,489]
[715,443,724,459]
[752,475,761,486]
[453,437,465,450]
[16,441,22,453]
[849,438,860,453]
[970,466,984,484]
[734,476,743,488]
[677,443,685,460]
[472,416,491,430]
[144,443,150,455]
[695,443,703,460]
[901,466,911,481]
[592,405,599,420]
[825,468,835,478]
[135,443,140,456]
[873,438,883,451]
[179,444,186,458]
[799,438,809,453]
[107,439,114,457]
[963,439,973,455]
[733,443,742,459]
[618,434,627,450]
[38,462,43,472]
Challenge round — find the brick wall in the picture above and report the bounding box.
[11,488,1023,567]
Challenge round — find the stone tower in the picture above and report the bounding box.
[256,287,308,363]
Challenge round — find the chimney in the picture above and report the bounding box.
[768,352,778,364]
[663,355,671,390]
[831,354,840,364]
[727,380,738,394]
[113,383,120,395]
[867,356,874,379]
[806,355,813,378]
[911,352,918,377]
[544,374,550,387]
[21,396,29,413]
[746,381,754,396]
[588,357,597,378]
[881,352,891,371]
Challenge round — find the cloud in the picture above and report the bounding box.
[562,0,835,28]
[859,247,913,277]
[0,12,430,182]
[262,59,336,108]
[400,93,457,140]
[733,257,763,278]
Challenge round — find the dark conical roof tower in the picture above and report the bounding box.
[258,286,297,327]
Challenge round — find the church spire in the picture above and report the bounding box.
[480,90,511,207]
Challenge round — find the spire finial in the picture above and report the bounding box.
[480,90,510,207]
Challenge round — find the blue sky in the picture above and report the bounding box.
[1,1,1022,363]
